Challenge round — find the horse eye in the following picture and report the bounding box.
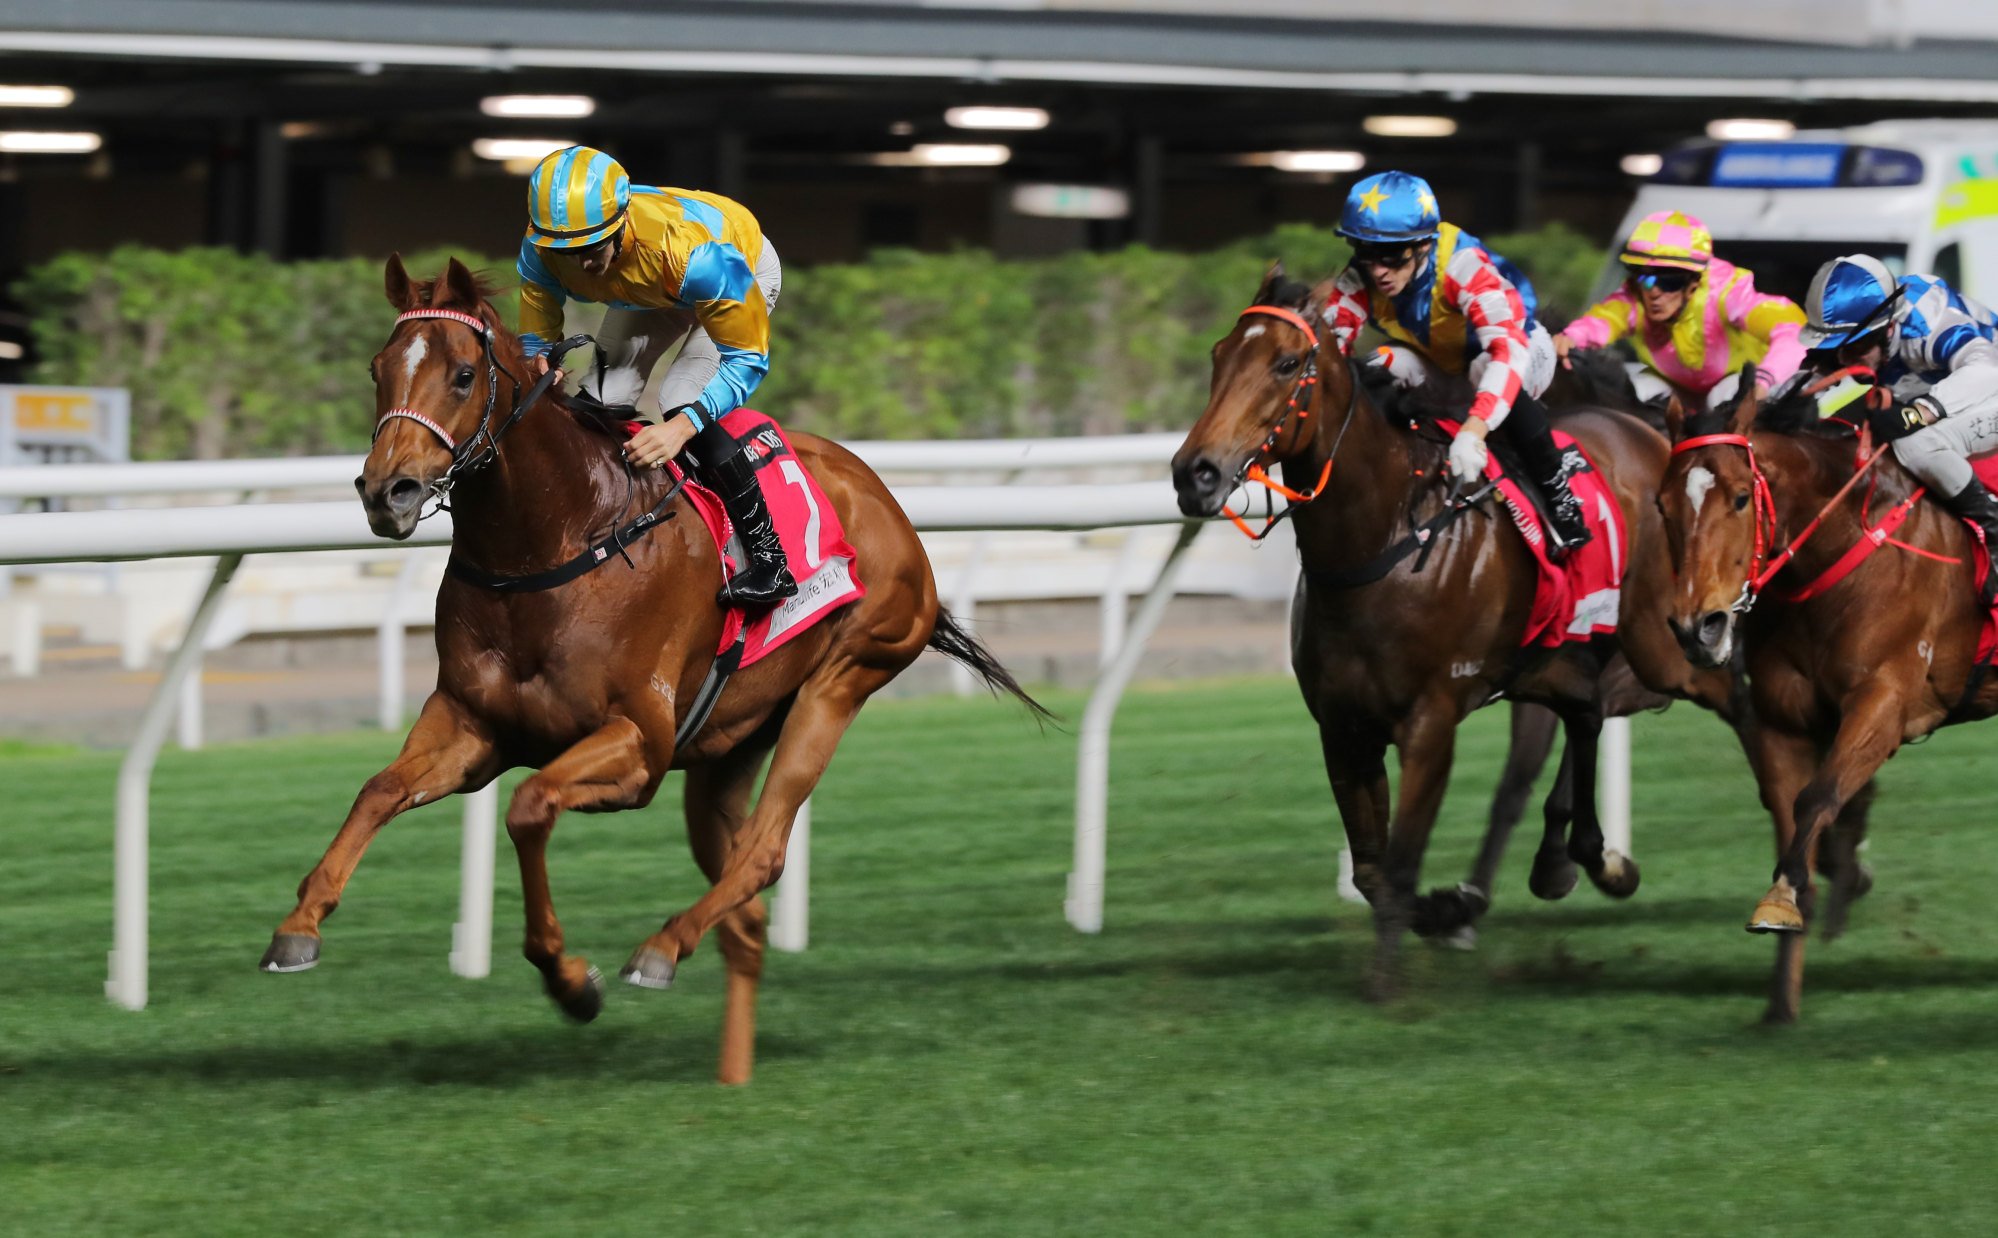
[454,367,475,389]
[1275,355,1301,377]
[1733,493,1750,511]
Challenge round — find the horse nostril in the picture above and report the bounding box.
[353,475,366,495]
[1191,459,1221,493]
[387,477,425,514]
[1697,611,1730,645]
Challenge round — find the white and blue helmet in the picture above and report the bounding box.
[1799,254,1901,351]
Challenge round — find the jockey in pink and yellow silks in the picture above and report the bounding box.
[1556,211,1805,409]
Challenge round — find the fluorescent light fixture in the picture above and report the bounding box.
[0,131,101,153]
[471,137,574,161]
[1363,115,1457,138]
[945,105,1049,131]
[1264,149,1366,173]
[0,85,74,108]
[1011,183,1130,220]
[481,94,596,119]
[1706,117,1796,141]
[875,143,1012,167]
[1620,152,1664,177]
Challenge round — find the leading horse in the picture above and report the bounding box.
[1172,267,1741,996]
[1659,373,1995,1021]
[259,257,1046,1083]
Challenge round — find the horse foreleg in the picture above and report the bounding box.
[1527,743,1580,901]
[682,742,774,1085]
[627,678,873,990]
[1562,701,1640,898]
[1742,723,1815,1023]
[1368,701,1458,1001]
[1466,702,1559,912]
[261,692,496,972]
[1818,777,1878,943]
[1320,719,1389,905]
[506,715,655,1023]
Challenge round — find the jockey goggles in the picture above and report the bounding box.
[1627,267,1697,293]
[1352,242,1422,272]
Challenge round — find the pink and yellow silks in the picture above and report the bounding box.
[1558,257,1806,401]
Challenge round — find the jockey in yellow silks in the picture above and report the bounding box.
[516,145,795,608]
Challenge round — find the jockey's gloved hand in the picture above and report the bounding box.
[1367,345,1427,389]
[1447,416,1490,481]
[1869,400,1931,443]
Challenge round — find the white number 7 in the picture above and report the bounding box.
[777,458,823,570]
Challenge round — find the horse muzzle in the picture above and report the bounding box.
[1171,452,1235,518]
[357,473,431,540]
[1669,608,1735,669]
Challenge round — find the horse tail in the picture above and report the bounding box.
[928,608,1058,725]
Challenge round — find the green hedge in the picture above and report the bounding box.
[18,225,1604,459]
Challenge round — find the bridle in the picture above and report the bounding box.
[1220,304,1356,540]
[372,308,583,515]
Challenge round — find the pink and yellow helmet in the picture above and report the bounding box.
[1620,210,1713,273]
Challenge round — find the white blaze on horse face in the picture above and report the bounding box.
[1243,325,1266,341]
[1684,466,1716,524]
[400,333,428,405]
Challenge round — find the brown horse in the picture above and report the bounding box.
[1172,267,1739,996]
[1658,374,1993,1021]
[259,257,1045,1083]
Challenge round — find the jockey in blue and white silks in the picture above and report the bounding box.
[1800,253,1998,573]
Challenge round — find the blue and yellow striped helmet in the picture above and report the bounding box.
[1336,170,1441,244]
[526,146,631,249]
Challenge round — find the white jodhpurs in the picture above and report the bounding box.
[1468,320,1557,404]
[581,240,784,416]
[1894,407,1998,496]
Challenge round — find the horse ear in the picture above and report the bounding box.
[441,256,481,310]
[1727,362,1761,437]
[1664,395,1687,444]
[384,252,413,310]
[1253,260,1285,305]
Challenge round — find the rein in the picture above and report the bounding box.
[1220,305,1350,540]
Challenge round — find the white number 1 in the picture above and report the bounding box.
[777,459,823,569]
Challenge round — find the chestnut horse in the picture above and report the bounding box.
[259,257,1045,1083]
[1658,373,1994,1021]
[1172,267,1738,996]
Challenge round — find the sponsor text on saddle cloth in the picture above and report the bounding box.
[650,409,865,666]
[1440,418,1627,646]
[1968,454,1998,663]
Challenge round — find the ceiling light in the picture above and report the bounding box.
[0,131,101,153]
[1620,152,1663,177]
[876,143,1011,167]
[945,106,1049,131]
[1363,115,1457,138]
[481,94,596,119]
[471,137,574,162]
[1010,183,1131,220]
[1264,149,1366,174]
[888,120,915,137]
[1706,118,1796,141]
[0,86,74,108]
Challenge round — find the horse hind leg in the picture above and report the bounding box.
[1561,703,1640,899]
[1433,702,1560,940]
[506,716,656,1023]
[1527,743,1581,901]
[680,742,774,1086]
[1816,777,1878,942]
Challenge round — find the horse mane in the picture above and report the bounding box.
[1687,366,1859,442]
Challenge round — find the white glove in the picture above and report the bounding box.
[1367,345,1427,389]
[1448,422,1490,482]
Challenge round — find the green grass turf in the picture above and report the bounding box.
[3,679,1997,1236]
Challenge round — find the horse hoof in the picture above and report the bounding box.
[1411,883,1487,938]
[1528,855,1579,902]
[559,966,606,1023]
[1442,924,1479,952]
[1745,900,1805,934]
[620,947,677,990]
[1588,851,1642,900]
[260,933,321,973]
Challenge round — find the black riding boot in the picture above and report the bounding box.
[1504,393,1593,560]
[1941,476,1998,589]
[690,420,798,610]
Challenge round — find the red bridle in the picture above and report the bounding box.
[1219,304,1345,540]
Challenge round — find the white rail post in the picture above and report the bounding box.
[1098,529,1146,669]
[8,597,38,677]
[449,781,499,979]
[770,796,811,953]
[175,654,203,751]
[378,554,424,731]
[1601,715,1633,857]
[108,552,242,1010]
[1068,520,1201,934]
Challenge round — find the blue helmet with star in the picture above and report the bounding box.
[1337,171,1442,244]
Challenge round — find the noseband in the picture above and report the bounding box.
[373,308,583,515]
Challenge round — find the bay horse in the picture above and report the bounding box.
[1172,266,1740,996]
[259,257,1045,1083]
[1658,372,1994,1021]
